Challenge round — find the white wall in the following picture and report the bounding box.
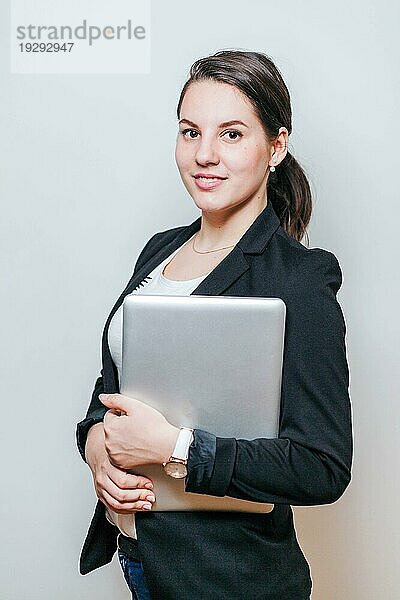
[1,1,399,598]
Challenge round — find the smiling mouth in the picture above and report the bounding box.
[193,175,228,181]
[193,175,227,190]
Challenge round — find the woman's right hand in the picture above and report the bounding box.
[85,422,155,514]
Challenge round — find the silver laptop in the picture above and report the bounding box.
[120,294,286,513]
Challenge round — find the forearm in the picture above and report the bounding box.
[185,430,351,506]
[185,430,351,505]
[85,422,105,466]
[229,437,351,505]
[76,373,107,462]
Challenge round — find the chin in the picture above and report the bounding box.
[192,196,232,213]
[192,190,248,214]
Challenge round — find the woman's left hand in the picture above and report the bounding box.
[99,393,180,470]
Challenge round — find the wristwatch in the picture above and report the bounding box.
[162,427,194,479]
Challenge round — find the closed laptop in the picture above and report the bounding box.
[120,294,286,513]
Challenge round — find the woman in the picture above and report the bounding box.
[77,50,353,599]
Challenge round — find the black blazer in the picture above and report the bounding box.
[76,200,353,600]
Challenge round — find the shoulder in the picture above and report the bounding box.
[133,225,187,273]
[142,224,187,255]
[273,229,346,335]
[150,224,187,245]
[274,227,343,294]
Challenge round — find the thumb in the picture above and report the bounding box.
[99,393,133,415]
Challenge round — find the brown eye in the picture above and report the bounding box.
[181,129,199,139]
[223,130,242,141]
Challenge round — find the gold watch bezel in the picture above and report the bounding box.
[162,457,188,478]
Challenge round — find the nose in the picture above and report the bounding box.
[195,133,220,166]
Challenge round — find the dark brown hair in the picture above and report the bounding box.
[176,49,312,244]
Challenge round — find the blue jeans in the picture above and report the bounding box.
[118,550,152,600]
[118,549,312,599]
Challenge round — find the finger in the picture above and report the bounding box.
[102,472,155,502]
[103,409,119,431]
[100,489,154,514]
[107,466,154,490]
[101,476,156,505]
[98,480,154,504]
[99,393,134,415]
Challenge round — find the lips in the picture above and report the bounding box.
[193,175,227,190]
[193,173,227,180]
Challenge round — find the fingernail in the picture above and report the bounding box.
[144,482,153,489]
[142,503,152,510]
[145,494,155,502]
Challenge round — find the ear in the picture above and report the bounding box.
[271,126,289,166]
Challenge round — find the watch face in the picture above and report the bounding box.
[164,461,187,479]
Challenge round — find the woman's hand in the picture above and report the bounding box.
[99,393,180,470]
[85,423,156,514]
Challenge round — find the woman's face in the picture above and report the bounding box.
[175,80,273,215]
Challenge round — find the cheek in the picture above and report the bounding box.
[237,146,267,178]
[175,141,191,170]
[226,147,259,176]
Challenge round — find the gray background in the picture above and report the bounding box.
[1,0,399,598]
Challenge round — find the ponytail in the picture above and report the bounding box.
[267,151,312,245]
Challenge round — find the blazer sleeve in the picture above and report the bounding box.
[76,232,161,463]
[185,251,353,506]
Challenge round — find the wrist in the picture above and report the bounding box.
[159,424,181,464]
[85,422,105,466]
[162,427,195,479]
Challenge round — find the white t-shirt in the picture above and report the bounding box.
[106,232,211,538]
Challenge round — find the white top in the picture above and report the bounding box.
[106,232,211,538]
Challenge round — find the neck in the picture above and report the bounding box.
[195,195,268,250]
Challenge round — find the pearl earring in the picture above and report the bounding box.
[270,165,276,172]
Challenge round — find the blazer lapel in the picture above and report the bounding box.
[125,219,203,296]
[191,199,281,295]
[102,200,281,392]
[190,247,249,296]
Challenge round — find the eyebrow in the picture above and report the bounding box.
[178,118,249,129]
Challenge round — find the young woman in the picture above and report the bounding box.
[77,50,353,600]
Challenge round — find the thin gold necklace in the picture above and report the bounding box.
[192,232,236,254]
